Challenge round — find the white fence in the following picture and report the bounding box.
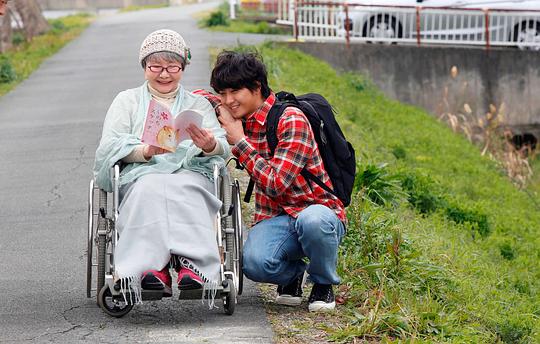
[272,1,540,49]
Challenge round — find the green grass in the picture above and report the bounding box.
[198,3,291,35]
[119,3,168,13]
[0,14,93,98]
[246,42,540,343]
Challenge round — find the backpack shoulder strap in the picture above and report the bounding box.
[244,100,290,203]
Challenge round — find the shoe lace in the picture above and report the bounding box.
[310,284,332,302]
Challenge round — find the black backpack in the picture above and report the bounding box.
[244,91,356,207]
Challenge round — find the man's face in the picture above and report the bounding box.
[218,87,263,119]
[0,0,8,16]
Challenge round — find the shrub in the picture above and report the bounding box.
[354,163,405,206]
[499,242,516,260]
[11,31,25,46]
[400,172,444,214]
[392,145,407,160]
[445,204,490,237]
[0,57,16,84]
[205,10,228,27]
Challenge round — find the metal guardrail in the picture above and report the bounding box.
[272,0,540,49]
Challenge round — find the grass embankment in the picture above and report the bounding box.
[198,2,291,35]
[249,43,539,343]
[0,14,93,98]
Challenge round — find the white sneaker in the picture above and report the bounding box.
[275,274,304,306]
[308,284,335,312]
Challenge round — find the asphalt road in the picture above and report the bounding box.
[0,3,288,343]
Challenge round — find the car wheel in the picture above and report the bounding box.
[363,14,403,44]
[513,21,540,51]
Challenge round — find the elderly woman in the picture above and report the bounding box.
[0,0,8,16]
[93,29,230,301]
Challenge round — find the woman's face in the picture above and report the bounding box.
[144,57,183,94]
[0,0,8,16]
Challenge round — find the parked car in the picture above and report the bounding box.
[336,0,540,49]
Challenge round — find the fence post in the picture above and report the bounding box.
[229,0,236,20]
[416,6,421,47]
[484,9,490,51]
[294,0,299,41]
[345,3,350,48]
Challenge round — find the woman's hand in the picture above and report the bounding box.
[217,105,245,145]
[143,145,169,160]
[186,124,217,153]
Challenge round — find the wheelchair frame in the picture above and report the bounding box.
[86,163,244,317]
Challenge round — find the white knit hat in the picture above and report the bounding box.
[139,29,191,66]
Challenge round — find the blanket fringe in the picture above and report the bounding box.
[119,275,143,305]
[176,256,219,309]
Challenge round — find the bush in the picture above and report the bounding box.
[205,10,228,27]
[400,172,444,214]
[11,31,25,46]
[354,163,404,206]
[445,204,490,237]
[0,57,16,84]
[499,242,516,260]
[50,19,67,34]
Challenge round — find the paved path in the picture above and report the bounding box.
[0,3,288,342]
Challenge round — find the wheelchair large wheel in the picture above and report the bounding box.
[96,189,108,295]
[98,285,133,318]
[86,180,95,298]
[223,278,236,315]
[220,173,235,271]
[232,180,244,296]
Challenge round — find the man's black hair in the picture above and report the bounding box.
[210,51,271,98]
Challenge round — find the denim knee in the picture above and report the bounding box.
[296,204,340,240]
[242,244,283,283]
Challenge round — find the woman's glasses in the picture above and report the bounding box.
[147,65,182,74]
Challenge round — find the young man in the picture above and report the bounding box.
[0,0,8,16]
[211,51,346,312]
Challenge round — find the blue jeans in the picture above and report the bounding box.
[243,204,345,286]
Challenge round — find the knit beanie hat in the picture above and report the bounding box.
[139,29,191,66]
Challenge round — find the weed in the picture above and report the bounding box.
[354,163,405,207]
[499,242,516,260]
[400,172,444,215]
[205,10,229,27]
[0,56,16,83]
[444,204,490,237]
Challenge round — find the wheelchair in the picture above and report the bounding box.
[86,162,244,317]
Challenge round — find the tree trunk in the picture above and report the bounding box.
[13,0,49,40]
[0,9,12,53]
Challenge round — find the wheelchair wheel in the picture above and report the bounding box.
[220,173,235,272]
[96,189,107,296]
[232,180,244,296]
[98,285,133,318]
[96,233,107,298]
[223,278,236,315]
[86,180,95,298]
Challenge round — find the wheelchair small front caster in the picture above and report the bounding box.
[222,279,236,315]
[97,285,133,318]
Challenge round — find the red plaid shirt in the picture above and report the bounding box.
[232,93,346,224]
[193,89,346,224]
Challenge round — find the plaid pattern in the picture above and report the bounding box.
[232,93,346,224]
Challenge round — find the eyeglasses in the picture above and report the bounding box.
[147,65,182,74]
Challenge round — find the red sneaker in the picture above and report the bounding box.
[177,267,204,290]
[141,268,172,297]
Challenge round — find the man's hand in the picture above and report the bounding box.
[186,124,217,153]
[143,145,169,160]
[217,105,245,145]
